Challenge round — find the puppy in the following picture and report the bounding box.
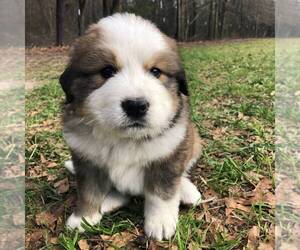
[60,13,202,240]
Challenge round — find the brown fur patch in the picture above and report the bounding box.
[70,27,118,74]
[144,51,181,75]
[144,100,201,200]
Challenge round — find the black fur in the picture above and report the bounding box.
[59,66,76,103]
[175,69,189,96]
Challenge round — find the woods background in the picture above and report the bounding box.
[25,0,277,47]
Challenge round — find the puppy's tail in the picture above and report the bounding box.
[64,160,75,174]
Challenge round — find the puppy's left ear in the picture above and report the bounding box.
[176,69,189,96]
[59,66,76,103]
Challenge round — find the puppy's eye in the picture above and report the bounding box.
[149,67,161,78]
[100,65,117,79]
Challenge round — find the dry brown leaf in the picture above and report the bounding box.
[225,197,251,215]
[212,127,227,140]
[255,178,272,191]
[27,165,47,178]
[247,226,260,250]
[102,232,135,248]
[47,174,57,182]
[245,171,264,182]
[52,194,76,217]
[258,242,273,250]
[27,230,44,242]
[225,215,244,226]
[210,217,225,240]
[13,211,24,226]
[280,242,298,250]
[2,165,24,178]
[188,242,199,250]
[35,211,57,228]
[276,178,300,208]
[248,178,275,207]
[49,237,59,244]
[78,239,90,250]
[18,154,25,163]
[47,162,58,168]
[40,154,47,163]
[0,181,16,190]
[147,240,159,250]
[54,178,69,194]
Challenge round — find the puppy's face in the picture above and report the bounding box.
[60,14,188,139]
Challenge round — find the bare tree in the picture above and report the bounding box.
[56,0,65,45]
[78,0,86,35]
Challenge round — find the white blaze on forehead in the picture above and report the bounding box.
[96,13,168,65]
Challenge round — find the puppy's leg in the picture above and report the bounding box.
[101,189,129,214]
[144,191,180,241]
[66,155,111,232]
[180,176,201,205]
[64,160,75,174]
[144,164,182,241]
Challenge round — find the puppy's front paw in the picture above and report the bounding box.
[144,194,179,241]
[144,211,178,241]
[180,177,201,205]
[66,212,102,232]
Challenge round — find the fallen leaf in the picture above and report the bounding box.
[247,226,260,250]
[248,178,275,207]
[47,174,57,182]
[245,171,264,182]
[0,181,16,190]
[54,178,69,194]
[258,242,273,250]
[28,230,43,242]
[35,211,57,229]
[40,154,47,163]
[51,194,76,217]
[280,242,298,250]
[225,197,251,215]
[18,154,25,163]
[13,211,24,226]
[148,240,159,250]
[47,162,57,168]
[209,217,225,240]
[211,127,227,140]
[78,239,89,250]
[2,165,24,178]
[27,165,47,178]
[101,232,135,248]
[49,237,59,244]
[238,112,244,120]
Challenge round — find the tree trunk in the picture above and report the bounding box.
[103,0,110,16]
[78,0,86,36]
[177,0,188,41]
[240,0,244,37]
[111,0,121,13]
[207,0,212,40]
[56,0,65,46]
[214,0,219,39]
[219,0,226,39]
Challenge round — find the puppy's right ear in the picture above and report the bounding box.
[59,66,75,103]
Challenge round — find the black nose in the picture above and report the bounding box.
[121,98,149,119]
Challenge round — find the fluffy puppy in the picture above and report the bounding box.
[60,13,202,240]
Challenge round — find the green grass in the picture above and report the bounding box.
[25,39,275,249]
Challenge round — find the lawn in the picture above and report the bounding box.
[25,39,275,249]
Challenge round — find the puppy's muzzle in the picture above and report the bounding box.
[121,98,149,120]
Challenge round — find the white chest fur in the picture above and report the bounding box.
[64,122,186,195]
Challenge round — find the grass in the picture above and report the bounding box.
[25,39,275,249]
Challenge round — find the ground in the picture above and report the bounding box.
[25,39,275,249]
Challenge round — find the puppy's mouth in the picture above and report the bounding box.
[121,119,147,129]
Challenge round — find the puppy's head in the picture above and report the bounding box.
[60,13,188,139]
